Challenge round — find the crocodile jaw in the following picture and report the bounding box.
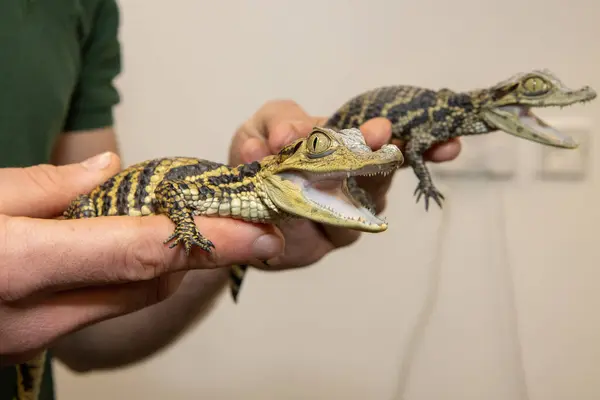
[483,105,579,149]
[482,80,596,149]
[265,166,395,232]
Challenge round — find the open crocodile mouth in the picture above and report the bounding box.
[277,164,396,230]
[493,105,578,148]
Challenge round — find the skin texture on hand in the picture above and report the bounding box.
[0,152,284,366]
[228,99,461,270]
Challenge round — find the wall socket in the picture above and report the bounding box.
[536,118,592,181]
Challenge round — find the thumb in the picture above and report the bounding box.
[0,152,121,218]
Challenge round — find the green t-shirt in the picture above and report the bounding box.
[0,0,121,399]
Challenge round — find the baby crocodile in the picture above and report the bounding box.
[324,69,597,210]
[68,126,402,301]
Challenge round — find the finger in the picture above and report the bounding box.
[319,224,362,250]
[268,119,314,154]
[257,100,322,153]
[425,137,462,163]
[230,99,317,165]
[0,275,187,356]
[259,220,335,270]
[229,123,271,165]
[239,137,271,164]
[0,152,121,218]
[0,350,42,366]
[358,117,393,150]
[0,215,285,301]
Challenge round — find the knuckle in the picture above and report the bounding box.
[121,231,169,282]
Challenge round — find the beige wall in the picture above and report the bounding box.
[54,0,600,399]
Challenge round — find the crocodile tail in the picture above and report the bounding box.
[229,264,249,303]
[16,350,46,400]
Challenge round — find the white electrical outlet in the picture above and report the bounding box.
[536,118,592,181]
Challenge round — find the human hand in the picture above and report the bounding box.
[0,152,284,365]
[228,99,460,269]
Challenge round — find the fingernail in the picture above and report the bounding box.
[252,234,283,260]
[82,152,112,171]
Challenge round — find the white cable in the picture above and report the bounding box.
[390,190,452,400]
[390,184,531,400]
[495,186,531,400]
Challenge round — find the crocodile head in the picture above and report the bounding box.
[478,69,596,148]
[258,126,404,232]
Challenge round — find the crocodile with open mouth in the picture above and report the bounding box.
[324,69,597,209]
[61,126,403,303]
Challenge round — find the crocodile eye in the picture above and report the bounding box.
[522,76,550,95]
[307,132,331,154]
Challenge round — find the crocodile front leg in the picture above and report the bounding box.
[404,125,448,210]
[154,179,216,256]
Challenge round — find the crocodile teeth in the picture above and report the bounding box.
[496,105,578,148]
[277,171,387,228]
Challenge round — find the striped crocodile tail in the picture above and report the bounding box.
[229,264,249,303]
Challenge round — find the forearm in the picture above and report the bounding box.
[52,268,229,372]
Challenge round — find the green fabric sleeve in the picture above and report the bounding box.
[63,0,121,132]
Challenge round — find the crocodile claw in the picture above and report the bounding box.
[164,226,215,256]
[414,183,444,211]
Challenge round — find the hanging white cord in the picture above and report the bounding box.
[495,186,531,400]
[390,184,531,400]
[390,190,452,400]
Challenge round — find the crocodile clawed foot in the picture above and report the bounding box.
[164,225,215,256]
[414,182,445,211]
